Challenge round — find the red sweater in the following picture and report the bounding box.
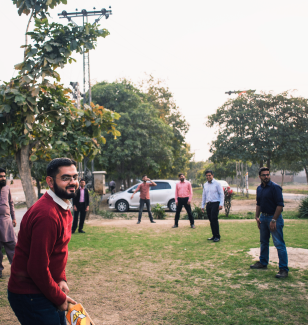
[8,193,73,306]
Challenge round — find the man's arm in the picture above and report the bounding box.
[175,183,178,205]
[8,189,16,227]
[131,184,141,199]
[270,206,283,231]
[85,189,90,211]
[188,182,193,204]
[217,183,224,210]
[148,178,157,186]
[255,188,261,229]
[201,184,206,211]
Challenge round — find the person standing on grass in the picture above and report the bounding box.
[250,167,289,279]
[0,167,16,279]
[173,173,195,229]
[201,170,224,242]
[72,178,89,234]
[8,158,77,325]
[131,175,157,224]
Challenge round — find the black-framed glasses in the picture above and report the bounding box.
[260,174,270,177]
[54,175,79,182]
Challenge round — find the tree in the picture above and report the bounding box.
[0,1,120,208]
[207,91,308,171]
[91,80,174,190]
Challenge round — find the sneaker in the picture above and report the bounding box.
[275,269,288,279]
[207,237,214,240]
[137,221,141,224]
[172,225,178,228]
[250,261,267,269]
[78,230,86,233]
[191,225,196,229]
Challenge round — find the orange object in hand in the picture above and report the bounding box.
[66,303,96,325]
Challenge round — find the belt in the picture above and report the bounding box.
[206,201,219,205]
[261,212,273,217]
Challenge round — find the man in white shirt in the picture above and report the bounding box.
[201,170,224,242]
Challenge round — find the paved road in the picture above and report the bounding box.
[231,187,307,201]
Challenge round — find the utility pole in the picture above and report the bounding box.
[59,7,112,188]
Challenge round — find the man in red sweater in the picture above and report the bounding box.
[8,158,77,325]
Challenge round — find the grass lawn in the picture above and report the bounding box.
[64,220,308,323]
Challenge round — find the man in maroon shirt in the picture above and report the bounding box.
[8,158,77,325]
[131,175,157,224]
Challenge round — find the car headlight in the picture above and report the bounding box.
[110,195,117,200]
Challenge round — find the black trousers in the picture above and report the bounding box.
[174,197,194,226]
[73,202,86,232]
[206,201,220,239]
[138,199,154,222]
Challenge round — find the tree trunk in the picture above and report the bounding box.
[281,170,285,187]
[127,176,131,188]
[259,160,263,168]
[304,165,308,184]
[16,145,37,208]
[266,159,270,170]
[36,178,41,197]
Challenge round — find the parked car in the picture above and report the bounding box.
[108,180,177,212]
[216,180,230,190]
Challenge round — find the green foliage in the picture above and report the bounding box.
[298,197,308,218]
[207,91,308,170]
[97,209,115,219]
[89,190,101,215]
[191,205,208,219]
[152,204,167,219]
[91,78,191,186]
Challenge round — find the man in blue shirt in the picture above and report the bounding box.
[250,167,289,278]
[201,170,224,242]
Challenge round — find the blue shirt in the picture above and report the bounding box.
[256,181,284,215]
[201,179,224,209]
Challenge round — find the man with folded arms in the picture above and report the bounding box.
[8,158,77,325]
[173,173,195,228]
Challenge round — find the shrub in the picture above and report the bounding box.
[88,190,101,214]
[191,183,201,188]
[298,197,308,218]
[152,204,167,219]
[97,209,115,219]
[182,204,208,220]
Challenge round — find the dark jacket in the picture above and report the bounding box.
[73,188,89,207]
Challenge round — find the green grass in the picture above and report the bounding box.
[66,219,308,324]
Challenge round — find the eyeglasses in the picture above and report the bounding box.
[260,174,270,177]
[205,175,212,177]
[55,175,79,182]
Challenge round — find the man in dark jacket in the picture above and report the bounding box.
[72,178,89,234]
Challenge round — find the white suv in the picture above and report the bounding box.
[108,180,177,212]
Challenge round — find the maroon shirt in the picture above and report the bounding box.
[8,193,73,306]
[136,182,155,200]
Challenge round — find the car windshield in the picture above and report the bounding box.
[127,184,140,193]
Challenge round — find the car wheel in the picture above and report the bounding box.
[116,200,129,212]
[168,199,176,212]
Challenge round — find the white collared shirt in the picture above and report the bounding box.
[47,189,72,210]
[201,178,224,209]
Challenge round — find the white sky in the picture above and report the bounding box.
[2,0,308,161]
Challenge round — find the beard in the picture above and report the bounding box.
[53,180,77,200]
[180,179,185,182]
[0,180,6,187]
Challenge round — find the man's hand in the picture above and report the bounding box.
[58,295,77,311]
[201,208,204,213]
[131,194,134,200]
[219,205,223,210]
[270,220,277,231]
[73,205,77,212]
[58,280,69,294]
[85,206,89,212]
[176,202,178,206]
[187,201,191,205]
[255,217,261,229]
[12,220,17,227]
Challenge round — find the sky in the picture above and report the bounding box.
[2,0,308,161]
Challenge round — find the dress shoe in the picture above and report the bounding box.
[0,270,2,278]
[78,230,86,233]
[275,269,288,278]
[151,221,156,223]
[191,225,196,229]
[172,225,178,228]
[250,261,267,269]
[137,221,141,224]
[213,238,220,242]
[207,237,214,240]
